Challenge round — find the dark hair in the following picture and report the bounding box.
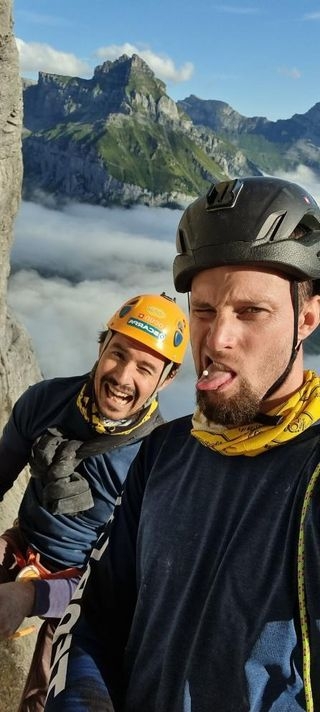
[98,329,108,344]
[298,279,314,311]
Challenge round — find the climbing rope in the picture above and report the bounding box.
[297,462,320,712]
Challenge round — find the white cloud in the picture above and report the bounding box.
[9,201,195,420]
[277,66,302,80]
[10,201,179,284]
[303,12,320,20]
[16,38,91,77]
[16,37,193,86]
[275,165,320,203]
[94,43,194,83]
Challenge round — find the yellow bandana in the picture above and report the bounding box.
[76,379,158,436]
[191,370,320,457]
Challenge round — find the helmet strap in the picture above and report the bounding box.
[261,281,301,403]
[100,329,113,355]
[142,361,175,409]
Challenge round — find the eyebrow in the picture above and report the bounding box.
[190,295,276,309]
[190,298,214,309]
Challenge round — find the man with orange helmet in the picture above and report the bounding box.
[0,292,189,711]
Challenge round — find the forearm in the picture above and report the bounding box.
[0,581,35,637]
[32,577,81,618]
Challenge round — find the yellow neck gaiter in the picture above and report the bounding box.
[191,370,320,457]
[76,378,158,436]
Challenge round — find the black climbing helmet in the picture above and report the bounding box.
[173,176,320,293]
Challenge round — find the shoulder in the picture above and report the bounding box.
[141,414,193,449]
[124,415,194,492]
[9,373,90,438]
[31,372,89,394]
[19,373,90,405]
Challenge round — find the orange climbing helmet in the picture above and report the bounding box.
[107,292,189,365]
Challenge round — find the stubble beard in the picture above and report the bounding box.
[196,378,262,427]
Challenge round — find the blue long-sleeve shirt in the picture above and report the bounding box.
[0,373,161,617]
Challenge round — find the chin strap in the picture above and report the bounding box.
[262,281,301,402]
[143,359,175,409]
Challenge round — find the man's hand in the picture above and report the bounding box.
[0,581,35,637]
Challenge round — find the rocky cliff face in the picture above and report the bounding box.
[0,2,41,427]
[0,2,42,709]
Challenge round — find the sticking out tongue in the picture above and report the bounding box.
[197,369,233,391]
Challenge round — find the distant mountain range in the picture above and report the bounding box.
[21,53,320,353]
[177,95,320,178]
[22,53,320,209]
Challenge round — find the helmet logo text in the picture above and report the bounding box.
[127,318,165,341]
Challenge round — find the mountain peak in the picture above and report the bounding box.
[94,52,166,97]
[94,52,153,75]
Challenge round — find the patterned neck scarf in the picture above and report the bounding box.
[76,375,158,436]
[191,370,320,457]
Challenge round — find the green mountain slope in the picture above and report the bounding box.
[22,54,259,208]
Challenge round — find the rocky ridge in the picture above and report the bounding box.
[177,95,320,176]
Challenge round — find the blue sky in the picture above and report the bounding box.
[14,0,320,122]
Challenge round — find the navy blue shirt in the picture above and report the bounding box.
[47,416,320,712]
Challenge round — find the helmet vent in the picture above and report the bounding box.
[256,213,286,242]
[206,178,243,211]
[177,228,187,254]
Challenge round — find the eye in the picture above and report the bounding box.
[137,365,154,376]
[238,306,267,317]
[191,306,215,318]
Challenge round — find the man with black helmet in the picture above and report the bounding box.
[46,177,320,712]
[0,292,188,711]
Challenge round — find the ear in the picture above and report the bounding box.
[157,367,179,392]
[298,295,320,341]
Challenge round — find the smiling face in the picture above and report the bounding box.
[93,332,169,420]
[190,265,320,426]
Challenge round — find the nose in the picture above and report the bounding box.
[206,314,237,351]
[114,360,135,383]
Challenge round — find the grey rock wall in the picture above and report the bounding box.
[0,2,43,710]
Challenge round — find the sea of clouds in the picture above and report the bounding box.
[8,166,320,421]
[8,199,196,419]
